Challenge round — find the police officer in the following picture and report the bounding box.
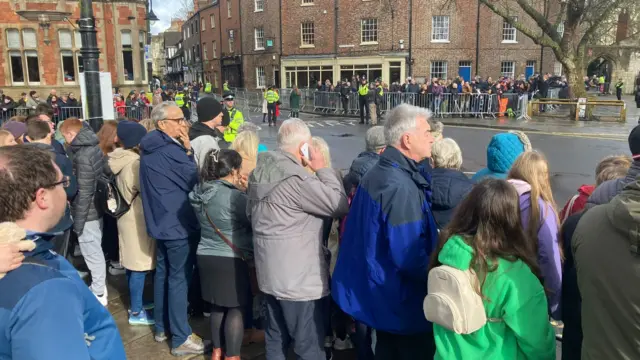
[358,78,370,124]
[264,85,280,126]
[615,78,624,101]
[204,80,212,94]
[222,91,244,142]
[375,79,384,119]
[223,80,230,92]
[175,87,190,120]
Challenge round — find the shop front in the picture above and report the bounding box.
[281,54,407,88]
[222,55,243,89]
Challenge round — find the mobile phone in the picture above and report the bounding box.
[300,142,310,159]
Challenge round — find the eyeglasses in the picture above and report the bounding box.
[164,117,186,123]
[46,176,70,189]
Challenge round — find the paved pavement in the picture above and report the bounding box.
[113,108,634,358]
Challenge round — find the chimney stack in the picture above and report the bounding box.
[616,9,630,43]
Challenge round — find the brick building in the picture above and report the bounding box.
[182,10,202,84]
[0,0,151,97]
[234,0,561,89]
[200,1,222,90]
[240,0,281,89]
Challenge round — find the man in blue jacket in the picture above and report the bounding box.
[332,104,438,359]
[0,145,125,360]
[140,102,204,356]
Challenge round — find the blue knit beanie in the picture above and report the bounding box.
[117,120,147,149]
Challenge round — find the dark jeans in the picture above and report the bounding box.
[374,330,435,360]
[268,103,277,124]
[359,97,369,123]
[616,88,622,100]
[101,215,119,263]
[265,294,326,360]
[154,237,197,348]
[354,321,374,360]
[127,270,148,314]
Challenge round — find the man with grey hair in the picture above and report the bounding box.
[247,118,349,360]
[139,102,205,356]
[430,138,473,227]
[343,125,386,194]
[332,104,438,358]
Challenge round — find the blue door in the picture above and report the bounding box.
[525,61,536,79]
[458,61,472,82]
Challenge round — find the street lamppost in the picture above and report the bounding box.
[78,0,103,132]
[146,0,159,90]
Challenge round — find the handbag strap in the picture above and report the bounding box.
[204,210,246,261]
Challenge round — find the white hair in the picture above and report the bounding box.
[277,118,311,151]
[383,104,432,146]
[432,138,463,170]
[237,121,260,133]
[150,101,179,128]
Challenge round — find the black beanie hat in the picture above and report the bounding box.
[197,96,224,123]
[629,124,640,156]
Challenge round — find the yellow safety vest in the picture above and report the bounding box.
[205,83,212,93]
[599,76,605,84]
[265,90,279,104]
[358,85,368,96]
[224,107,245,142]
[223,83,230,92]
[175,93,184,107]
[616,81,624,89]
[377,85,383,96]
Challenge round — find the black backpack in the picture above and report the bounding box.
[95,171,137,218]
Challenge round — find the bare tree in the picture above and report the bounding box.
[477,0,640,98]
[174,0,194,21]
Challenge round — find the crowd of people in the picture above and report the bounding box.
[1,86,640,360]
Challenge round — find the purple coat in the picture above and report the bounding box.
[509,179,562,320]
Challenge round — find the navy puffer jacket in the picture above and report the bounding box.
[343,151,380,193]
[430,167,474,228]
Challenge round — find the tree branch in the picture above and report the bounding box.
[579,0,626,48]
[514,0,561,43]
[478,0,562,51]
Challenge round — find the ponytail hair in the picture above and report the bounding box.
[200,148,243,183]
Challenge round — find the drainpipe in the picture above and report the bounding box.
[218,4,223,92]
[475,0,480,75]
[408,0,412,76]
[279,0,283,86]
[334,0,338,55]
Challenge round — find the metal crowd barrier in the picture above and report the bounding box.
[0,106,85,125]
[114,106,151,121]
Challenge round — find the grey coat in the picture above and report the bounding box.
[67,126,105,235]
[247,150,349,301]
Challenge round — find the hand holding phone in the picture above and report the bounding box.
[300,142,310,160]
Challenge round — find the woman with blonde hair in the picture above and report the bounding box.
[138,118,156,132]
[230,129,259,180]
[507,151,562,320]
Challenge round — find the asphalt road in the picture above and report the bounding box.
[249,113,629,206]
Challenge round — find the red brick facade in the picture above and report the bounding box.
[200,3,222,90]
[0,0,149,97]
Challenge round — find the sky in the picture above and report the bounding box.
[150,0,192,35]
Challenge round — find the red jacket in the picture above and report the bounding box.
[114,101,126,117]
[560,184,595,221]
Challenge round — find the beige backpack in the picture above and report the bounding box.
[423,265,490,334]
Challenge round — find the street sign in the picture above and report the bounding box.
[266,39,273,47]
[229,29,235,39]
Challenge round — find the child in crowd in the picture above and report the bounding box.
[0,130,16,146]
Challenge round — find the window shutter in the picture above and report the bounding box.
[74,31,82,48]
[59,30,72,49]
[22,29,37,48]
[7,29,20,48]
[121,31,132,46]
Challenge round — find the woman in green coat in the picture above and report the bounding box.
[430,179,556,360]
[289,85,301,118]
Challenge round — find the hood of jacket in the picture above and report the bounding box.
[189,121,223,141]
[108,148,139,175]
[578,184,595,197]
[189,180,231,211]
[141,129,183,154]
[437,235,473,271]
[68,126,99,153]
[248,150,310,201]
[508,179,535,214]
[609,177,640,238]
[28,141,55,153]
[485,133,527,174]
